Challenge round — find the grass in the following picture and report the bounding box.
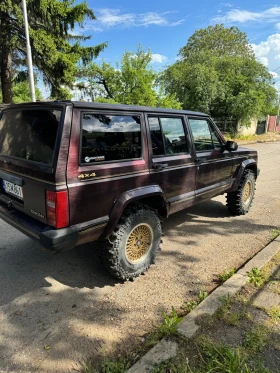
[225,132,280,143]
[149,333,274,373]
[82,358,130,373]
[181,288,208,313]
[157,307,183,339]
[247,268,266,287]
[198,288,208,302]
[217,268,237,283]
[215,294,247,326]
[271,227,280,240]
[187,336,271,373]
[244,325,270,352]
[267,305,280,322]
[82,254,280,373]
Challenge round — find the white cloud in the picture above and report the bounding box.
[97,9,135,27]
[251,34,280,90]
[213,6,280,24]
[83,9,184,31]
[151,54,168,63]
[220,3,233,7]
[259,57,269,66]
[252,44,270,58]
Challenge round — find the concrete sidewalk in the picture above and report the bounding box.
[129,236,280,373]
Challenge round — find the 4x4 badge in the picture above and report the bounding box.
[78,173,96,180]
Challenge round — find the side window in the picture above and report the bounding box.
[188,119,222,152]
[148,116,188,156]
[81,113,142,164]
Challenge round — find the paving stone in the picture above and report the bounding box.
[178,274,247,338]
[252,290,280,310]
[128,339,178,373]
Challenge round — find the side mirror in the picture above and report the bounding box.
[225,140,238,152]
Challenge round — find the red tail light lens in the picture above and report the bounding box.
[46,190,69,228]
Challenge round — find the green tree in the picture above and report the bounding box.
[79,45,181,109]
[161,24,278,126]
[0,0,106,103]
[12,81,43,103]
[0,78,43,103]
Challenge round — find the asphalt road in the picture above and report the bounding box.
[0,142,280,373]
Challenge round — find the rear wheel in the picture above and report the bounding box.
[102,205,162,280]
[227,170,256,215]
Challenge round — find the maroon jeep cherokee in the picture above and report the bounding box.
[0,101,259,280]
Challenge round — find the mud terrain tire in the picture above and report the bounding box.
[227,169,256,215]
[102,205,162,280]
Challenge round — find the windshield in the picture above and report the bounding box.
[0,108,61,166]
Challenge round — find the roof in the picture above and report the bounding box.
[0,100,209,117]
[72,101,208,117]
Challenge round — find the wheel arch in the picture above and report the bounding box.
[230,159,258,192]
[100,185,168,239]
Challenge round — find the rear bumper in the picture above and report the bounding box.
[0,203,78,251]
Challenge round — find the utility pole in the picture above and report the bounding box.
[22,0,36,102]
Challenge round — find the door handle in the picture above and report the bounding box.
[152,163,168,170]
[195,158,207,164]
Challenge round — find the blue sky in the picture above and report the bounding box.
[42,1,280,97]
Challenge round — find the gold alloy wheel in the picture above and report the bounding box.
[242,181,252,205]
[125,223,153,264]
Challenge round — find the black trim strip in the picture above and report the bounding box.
[195,181,231,197]
[168,191,195,204]
[0,210,40,239]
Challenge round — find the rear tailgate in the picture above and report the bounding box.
[0,103,72,226]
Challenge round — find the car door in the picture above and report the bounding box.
[146,114,196,214]
[66,109,149,227]
[187,117,233,203]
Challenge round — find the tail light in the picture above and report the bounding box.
[46,190,69,228]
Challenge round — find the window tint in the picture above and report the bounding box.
[81,114,142,163]
[160,118,188,154]
[189,119,222,151]
[0,109,61,165]
[148,117,164,155]
[148,117,188,156]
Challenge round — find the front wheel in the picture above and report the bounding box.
[102,205,162,280]
[226,170,256,215]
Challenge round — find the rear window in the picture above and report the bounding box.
[0,108,61,165]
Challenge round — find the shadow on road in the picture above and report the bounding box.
[0,199,277,306]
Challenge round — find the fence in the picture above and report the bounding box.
[212,118,237,135]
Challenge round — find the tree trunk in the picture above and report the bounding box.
[0,46,13,103]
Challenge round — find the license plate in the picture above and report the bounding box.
[2,180,23,199]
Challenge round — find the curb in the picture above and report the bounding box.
[128,236,280,373]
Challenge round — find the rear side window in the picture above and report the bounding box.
[148,116,188,156]
[81,113,142,164]
[0,109,61,165]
